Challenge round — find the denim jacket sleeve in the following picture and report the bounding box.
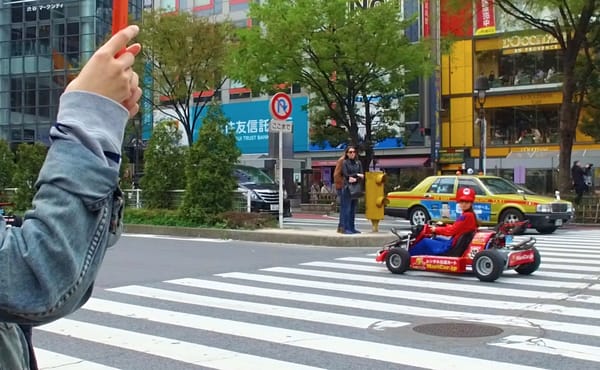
[0,91,127,325]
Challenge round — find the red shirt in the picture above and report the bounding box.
[435,211,478,246]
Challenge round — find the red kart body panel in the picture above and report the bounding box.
[375,224,537,276]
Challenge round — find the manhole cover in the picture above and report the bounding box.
[413,323,503,338]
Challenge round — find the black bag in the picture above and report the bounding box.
[347,182,364,199]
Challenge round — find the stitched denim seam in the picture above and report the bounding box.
[13,204,109,319]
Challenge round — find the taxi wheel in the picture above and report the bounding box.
[409,206,430,225]
[499,208,525,235]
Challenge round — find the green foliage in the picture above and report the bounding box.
[0,139,15,190]
[227,0,433,168]
[124,208,208,227]
[181,102,241,224]
[12,143,47,211]
[220,211,277,229]
[135,9,234,145]
[140,121,186,208]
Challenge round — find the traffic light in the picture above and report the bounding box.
[365,171,389,232]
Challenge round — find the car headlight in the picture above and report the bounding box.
[566,202,573,213]
[248,191,260,200]
[536,204,552,213]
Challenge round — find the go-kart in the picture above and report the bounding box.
[375,220,540,282]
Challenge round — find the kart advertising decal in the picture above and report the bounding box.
[421,200,491,222]
[508,250,535,266]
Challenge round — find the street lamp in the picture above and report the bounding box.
[474,76,490,174]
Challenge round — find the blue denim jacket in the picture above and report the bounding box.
[0,91,127,369]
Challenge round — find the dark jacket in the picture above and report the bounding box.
[342,158,363,187]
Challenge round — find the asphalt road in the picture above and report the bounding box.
[33,228,600,370]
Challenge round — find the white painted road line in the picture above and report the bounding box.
[39,317,324,370]
[489,335,600,363]
[77,298,545,370]
[35,349,121,370]
[108,285,409,330]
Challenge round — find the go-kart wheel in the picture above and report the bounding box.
[535,226,557,234]
[499,208,525,235]
[385,248,410,274]
[473,250,504,282]
[515,247,541,275]
[409,206,430,226]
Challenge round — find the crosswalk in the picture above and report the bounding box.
[34,229,600,369]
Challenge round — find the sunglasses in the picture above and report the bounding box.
[348,150,356,153]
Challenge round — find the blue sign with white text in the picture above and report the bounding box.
[192,96,309,154]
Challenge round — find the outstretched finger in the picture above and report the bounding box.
[101,25,139,57]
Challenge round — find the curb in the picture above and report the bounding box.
[124,224,395,247]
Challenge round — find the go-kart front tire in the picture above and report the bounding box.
[385,248,410,274]
[473,250,504,282]
[515,247,541,275]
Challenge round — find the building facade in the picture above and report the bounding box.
[441,1,600,193]
[0,0,143,148]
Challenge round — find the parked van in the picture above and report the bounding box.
[234,165,291,217]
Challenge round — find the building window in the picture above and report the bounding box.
[476,49,563,88]
[487,105,560,146]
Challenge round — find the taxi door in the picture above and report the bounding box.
[422,177,457,222]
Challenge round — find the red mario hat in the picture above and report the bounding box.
[456,187,475,202]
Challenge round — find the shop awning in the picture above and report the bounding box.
[377,157,430,168]
[312,160,339,167]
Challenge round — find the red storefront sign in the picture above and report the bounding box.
[475,0,496,35]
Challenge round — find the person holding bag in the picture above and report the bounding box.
[341,146,364,234]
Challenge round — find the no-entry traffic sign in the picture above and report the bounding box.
[269,92,293,121]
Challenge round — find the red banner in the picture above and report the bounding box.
[475,0,496,35]
[423,0,430,38]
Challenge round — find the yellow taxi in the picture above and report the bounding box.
[384,175,573,234]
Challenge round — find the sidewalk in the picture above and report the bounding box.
[124,214,395,248]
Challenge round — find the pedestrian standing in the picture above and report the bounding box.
[341,146,364,234]
[333,149,348,233]
[571,160,586,204]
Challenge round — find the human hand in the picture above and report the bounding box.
[357,173,364,179]
[349,177,357,183]
[65,25,142,117]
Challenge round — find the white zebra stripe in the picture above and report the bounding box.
[39,317,324,370]
[216,272,600,318]
[167,278,600,338]
[489,335,600,363]
[35,349,120,370]
[303,260,595,287]
[107,285,408,330]
[74,298,545,370]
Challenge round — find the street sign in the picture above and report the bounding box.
[269,119,293,133]
[269,92,293,121]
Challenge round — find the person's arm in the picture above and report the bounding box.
[434,212,476,237]
[0,26,141,325]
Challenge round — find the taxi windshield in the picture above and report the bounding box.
[479,177,521,194]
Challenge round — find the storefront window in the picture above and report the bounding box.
[476,49,563,88]
[486,105,560,146]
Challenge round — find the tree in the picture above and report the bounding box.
[181,102,240,224]
[494,0,600,192]
[0,139,15,192]
[227,0,433,168]
[140,121,187,208]
[12,143,47,212]
[135,9,233,145]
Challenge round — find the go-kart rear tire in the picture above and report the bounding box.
[473,250,504,282]
[385,248,410,274]
[515,247,541,275]
[409,206,430,226]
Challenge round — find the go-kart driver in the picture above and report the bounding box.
[409,187,478,256]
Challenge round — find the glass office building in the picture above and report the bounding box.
[0,0,142,147]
